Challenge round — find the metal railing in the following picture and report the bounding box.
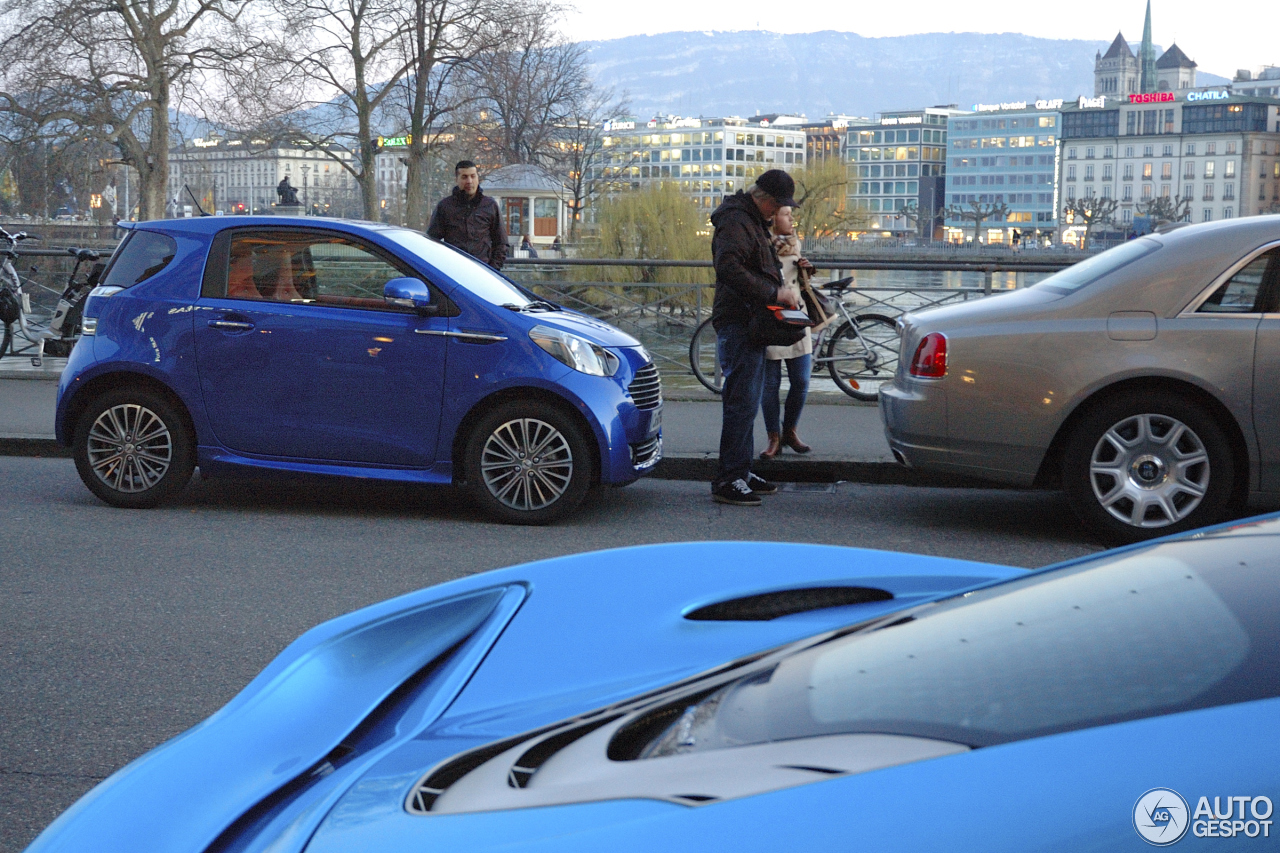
[503,256,1073,375]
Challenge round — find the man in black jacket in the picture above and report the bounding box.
[427,161,507,269]
[709,169,803,506]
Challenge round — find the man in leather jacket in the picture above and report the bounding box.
[427,161,507,269]
[709,169,803,506]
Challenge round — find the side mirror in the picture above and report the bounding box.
[384,277,434,312]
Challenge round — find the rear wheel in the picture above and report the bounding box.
[464,400,594,525]
[689,318,723,393]
[73,388,195,508]
[825,314,899,401]
[0,322,10,359]
[1062,392,1235,544]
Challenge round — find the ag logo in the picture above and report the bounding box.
[1135,788,1191,845]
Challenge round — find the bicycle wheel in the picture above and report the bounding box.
[825,314,900,402]
[0,322,10,359]
[689,317,723,393]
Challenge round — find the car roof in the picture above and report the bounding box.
[123,215,411,238]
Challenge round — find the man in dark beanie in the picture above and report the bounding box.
[708,168,804,506]
[427,160,507,269]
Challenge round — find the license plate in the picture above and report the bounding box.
[648,408,662,435]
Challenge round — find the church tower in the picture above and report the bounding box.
[1139,0,1157,93]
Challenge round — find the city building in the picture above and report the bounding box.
[168,136,359,217]
[596,116,807,210]
[943,99,1064,244]
[372,132,459,224]
[846,106,966,235]
[1057,90,1280,244]
[1234,67,1280,99]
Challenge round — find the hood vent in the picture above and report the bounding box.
[685,586,893,622]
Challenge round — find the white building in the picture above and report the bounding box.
[1058,91,1280,243]
[168,137,360,218]
[596,116,807,210]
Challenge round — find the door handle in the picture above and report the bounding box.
[208,320,255,331]
[414,329,507,343]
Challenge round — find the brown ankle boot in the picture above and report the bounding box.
[760,432,781,459]
[783,427,811,454]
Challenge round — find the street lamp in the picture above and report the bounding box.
[301,165,310,215]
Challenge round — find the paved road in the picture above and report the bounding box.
[0,453,1102,850]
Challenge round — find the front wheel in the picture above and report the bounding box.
[1062,393,1235,544]
[689,318,723,393]
[72,388,195,508]
[825,314,899,401]
[464,400,594,525]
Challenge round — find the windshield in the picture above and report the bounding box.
[383,228,533,307]
[642,537,1280,754]
[1032,237,1160,295]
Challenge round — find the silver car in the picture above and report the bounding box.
[881,216,1280,543]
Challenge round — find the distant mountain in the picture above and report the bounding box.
[584,30,1231,120]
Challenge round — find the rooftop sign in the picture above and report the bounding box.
[974,101,1027,112]
[1130,92,1175,103]
[377,135,412,147]
[1035,98,1065,110]
[880,115,923,125]
[1186,89,1231,102]
[602,120,635,131]
[1077,95,1108,109]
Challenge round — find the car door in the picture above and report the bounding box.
[193,228,450,467]
[1245,245,1280,490]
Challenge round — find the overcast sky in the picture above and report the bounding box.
[563,0,1273,80]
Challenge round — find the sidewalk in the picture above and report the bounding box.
[0,370,986,486]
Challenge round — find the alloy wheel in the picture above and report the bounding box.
[1088,412,1209,528]
[85,403,174,494]
[480,418,574,511]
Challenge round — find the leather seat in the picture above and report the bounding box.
[265,250,303,302]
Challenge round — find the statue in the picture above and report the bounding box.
[276,177,299,206]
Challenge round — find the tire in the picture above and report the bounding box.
[0,322,10,359]
[72,388,195,509]
[689,318,723,393]
[464,400,594,525]
[1062,392,1235,545]
[825,314,899,401]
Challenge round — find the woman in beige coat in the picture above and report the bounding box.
[760,206,829,458]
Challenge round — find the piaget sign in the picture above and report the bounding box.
[1077,95,1108,109]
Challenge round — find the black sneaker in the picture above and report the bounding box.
[748,472,779,495]
[712,478,762,506]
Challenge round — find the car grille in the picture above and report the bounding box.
[628,363,662,410]
[629,436,662,469]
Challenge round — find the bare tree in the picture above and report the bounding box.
[1063,196,1120,247]
[1138,194,1192,225]
[394,0,507,230]
[273,0,415,219]
[0,0,261,219]
[550,90,627,241]
[945,199,1010,245]
[466,5,591,167]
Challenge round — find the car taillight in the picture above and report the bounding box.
[909,332,947,378]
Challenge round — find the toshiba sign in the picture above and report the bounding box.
[1130,92,1176,104]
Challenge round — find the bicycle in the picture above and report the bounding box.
[0,227,104,367]
[688,277,900,402]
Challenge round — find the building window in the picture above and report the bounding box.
[1207,142,1217,155]
[1067,186,1076,201]
[1204,184,1215,201]
[1066,164,1077,180]
[1123,185,1134,201]
[1125,145,1135,158]
[1203,209,1212,222]
[1185,161,1196,179]
[1161,185,1171,198]
[1143,163,1153,179]
[1143,144,1154,157]
[1224,183,1235,200]
[1162,144,1173,157]
[1225,161,1236,178]
[1185,183,1194,199]
[1103,164,1114,180]
[1085,165,1095,180]
[1102,185,1113,199]
[1186,142,1196,156]
[1067,147,1077,159]
[1142,184,1153,200]
[1224,207,1234,219]
[1085,147,1095,159]
[1123,208,1133,223]
[1123,163,1134,180]
[1205,162,1216,179]
[1104,146,1114,158]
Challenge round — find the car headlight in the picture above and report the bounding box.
[529,325,619,377]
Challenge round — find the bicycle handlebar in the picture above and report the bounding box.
[0,226,37,245]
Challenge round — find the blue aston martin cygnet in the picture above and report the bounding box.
[56,217,662,523]
[25,518,1280,852]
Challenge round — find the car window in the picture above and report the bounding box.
[101,230,177,288]
[641,536,1280,753]
[224,232,424,312]
[382,228,534,308]
[1198,248,1279,314]
[1032,238,1160,296]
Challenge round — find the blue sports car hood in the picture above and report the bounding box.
[519,310,642,348]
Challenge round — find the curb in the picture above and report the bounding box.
[649,453,1007,488]
[0,436,70,457]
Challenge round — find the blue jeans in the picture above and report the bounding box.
[762,354,811,434]
[715,323,766,487]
